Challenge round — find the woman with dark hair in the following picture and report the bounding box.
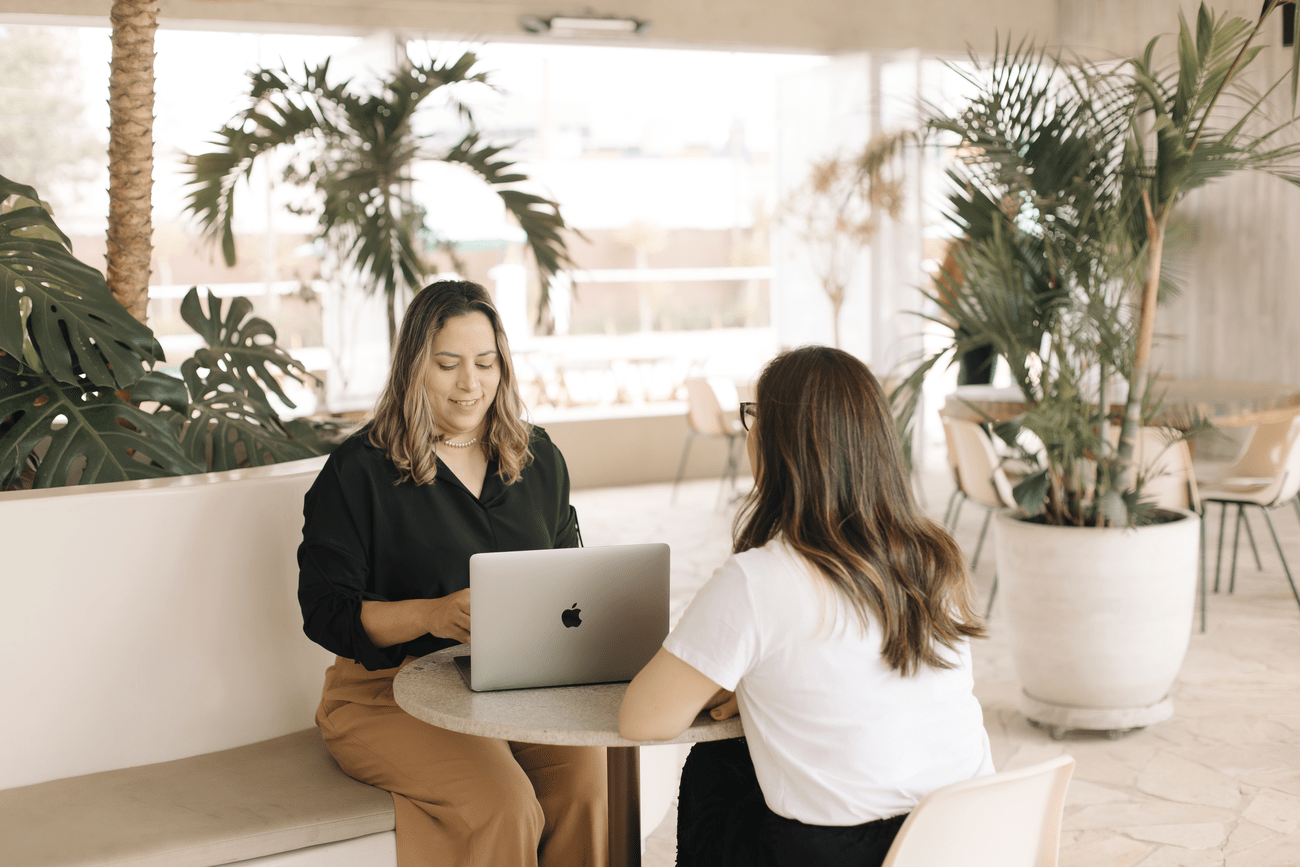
[298,281,607,866]
[619,345,991,867]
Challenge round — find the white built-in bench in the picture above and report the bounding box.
[0,454,680,866]
[0,457,398,866]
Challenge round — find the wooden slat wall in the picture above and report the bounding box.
[1061,0,1300,387]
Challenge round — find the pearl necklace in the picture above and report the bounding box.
[440,436,477,449]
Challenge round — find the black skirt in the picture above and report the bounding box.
[676,738,908,867]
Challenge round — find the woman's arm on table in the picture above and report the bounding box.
[360,590,471,647]
[619,647,737,741]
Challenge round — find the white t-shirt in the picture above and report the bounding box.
[663,538,994,827]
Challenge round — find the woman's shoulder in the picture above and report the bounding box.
[734,537,808,577]
[525,424,567,465]
[730,539,826,605]
[319,430,393,483]
[528,423,556,449]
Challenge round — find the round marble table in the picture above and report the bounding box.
[393,645,743,867]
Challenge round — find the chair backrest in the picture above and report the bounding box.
[940,415,961,473]
[943,417,1016,509]
[1135,426,1199,513]
[684,377,729,435]
[881,755,1075,867]
[1224,413,1300,506]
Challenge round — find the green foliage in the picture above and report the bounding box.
[0,175,327,489]
[1,177,162,389]
[896,4,1300,527]
[170,350,317,471]
[183,50,579,338]
[0,352,200,487]
[180,290,314,414]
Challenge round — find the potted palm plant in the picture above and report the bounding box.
[898,2,1300,735]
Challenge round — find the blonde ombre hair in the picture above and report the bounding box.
[368,281,532,486]
[734,346,985,675]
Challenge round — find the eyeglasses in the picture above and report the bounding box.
[739,401,757,432]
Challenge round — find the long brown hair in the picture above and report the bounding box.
[734,346,984,674]
[368,281,532,485]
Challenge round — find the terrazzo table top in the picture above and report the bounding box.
[394,645,743,747]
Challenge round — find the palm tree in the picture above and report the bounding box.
[106,0,157,324]
[183,50,578,345]
[1115,0,1300,483]
[898,2,1300,527]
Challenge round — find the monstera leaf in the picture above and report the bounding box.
[0,176,161,389]
[174,351,317,472]
[180,287,317,412]
[0,351,198,488]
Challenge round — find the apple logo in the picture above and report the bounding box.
[562,603,582,628]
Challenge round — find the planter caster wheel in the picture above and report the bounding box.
[1049,726,1068,740]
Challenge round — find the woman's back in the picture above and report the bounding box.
[666,537,993,826]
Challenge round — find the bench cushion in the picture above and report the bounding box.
[0,729,395,867]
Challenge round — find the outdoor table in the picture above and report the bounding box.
[393,645,744,867]
[942,380,1300,428]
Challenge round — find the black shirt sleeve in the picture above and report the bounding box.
[297,426,580,670]
[297,437,407,670]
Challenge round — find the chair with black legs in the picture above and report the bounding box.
[939,418,968,530]
[1198,414,1300,617]
[942,416,1017,617]
[673,377,745,510]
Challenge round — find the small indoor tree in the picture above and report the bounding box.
[898,2,1300,527]
[780,132,908,348]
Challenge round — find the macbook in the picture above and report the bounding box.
[456,542,670,691]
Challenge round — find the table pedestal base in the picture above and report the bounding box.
[608,746,641,867]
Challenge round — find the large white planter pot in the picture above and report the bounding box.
[993,508,1200,734]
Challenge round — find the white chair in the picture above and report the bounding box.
[673,377,745,509]
[942,417,1017,616]
[1198,414,1300,615]
[939,417,968,529]
[881,755,1075,867]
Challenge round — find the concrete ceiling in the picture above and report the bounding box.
[5,0,1061,54]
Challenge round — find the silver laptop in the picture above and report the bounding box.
[456,543,670,691]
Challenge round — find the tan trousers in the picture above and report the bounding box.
[316,656,609,867]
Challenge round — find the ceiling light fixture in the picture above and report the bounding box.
[518,14,652,37]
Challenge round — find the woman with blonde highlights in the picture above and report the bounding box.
[620,345,992,867]
[299,281,607,867]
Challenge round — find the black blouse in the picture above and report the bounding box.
[297,426,581,670]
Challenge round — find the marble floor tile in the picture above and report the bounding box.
[571,443,1300,866]
[1135,754,1246,808]
[1137,848,1226,867]
[1241,789,1300,835]
[1125,823,1228,849]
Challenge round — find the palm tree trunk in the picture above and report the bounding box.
[387,289,398,351]
[1116,197,1166,489]
[106,0,158,325]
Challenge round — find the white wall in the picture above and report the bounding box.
[0,459,333,789]
[1059,0,1300,387]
